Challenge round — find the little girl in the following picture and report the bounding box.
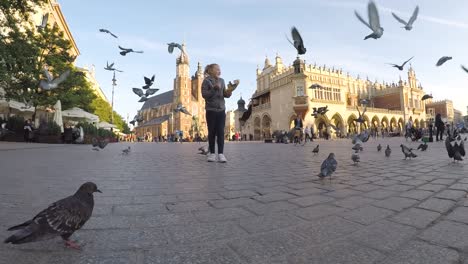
[202,64,237,162]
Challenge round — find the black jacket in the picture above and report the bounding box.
[294,118,303,129]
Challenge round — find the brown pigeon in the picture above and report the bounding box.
[4,182,101,250]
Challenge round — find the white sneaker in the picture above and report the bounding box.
[207,153,216,162]
[218,154,227,163]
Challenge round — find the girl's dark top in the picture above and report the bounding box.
[435,114,444,128]
[202,76,231,112]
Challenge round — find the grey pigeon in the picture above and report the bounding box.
[142,75,155,89]
[138,97,148,103]
[351,152,360,165]
[354,105,367,123]
[122,146,131,155]
[312,144,319,154]
[4,182,101,250]
[436,56,452,66]
[118,46,143,56]
[352,130,370,144]
[99,29,118,38]
[309,83,323,89]
[318,153,337,179]
[198,145,209,155]
[311,106,329,118]
[36,13,49,30]
[355,1,384,40]
[446,135,465,162]
[174,103,191,116]
[91,137,108,151]
[352,143,363,152]
[286,27,306,55]
[400,144,417,159]
[377,144,382,152]
[39,68,70,90]
[385,145,391,157]
[387,56,413,71]
[417,142,428,151]
[104,61,123,72]
[167,42,183,54]
[461,65,468,74]
[421,94,433,101]
[133,88,158,98]
[391,6,419,31]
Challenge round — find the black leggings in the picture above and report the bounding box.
[436,127,444,140]
[206,110,226,154]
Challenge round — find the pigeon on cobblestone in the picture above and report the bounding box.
[198,145,209,155]
[92,137,109,151]
[352,143,363,152]
[446,135,465,162]
[312,145,319,155]
[319,153,337,179]
[4,182,101,250]
[355,1,384,40]
[385,145,391,157]
[122,146,131,155]
[377,144,382,152]
[351,151,360,165]
[417,142,428,151]
[400,144,417,159]
[436,56,452,66]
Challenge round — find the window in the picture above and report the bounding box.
[296,86,304,96]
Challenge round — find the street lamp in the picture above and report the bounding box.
[111,71,117,124]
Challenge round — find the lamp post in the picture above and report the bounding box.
[111,71,117,124]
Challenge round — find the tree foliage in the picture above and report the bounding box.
[0,0,96,116]
[91,97,130,133]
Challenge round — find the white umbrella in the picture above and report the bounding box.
[53,100,64,133]
[62,107,99,123]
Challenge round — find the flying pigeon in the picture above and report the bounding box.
[39,68,70,90]
[174,103,191,116]
[227,80,240,93]
[436,56,452,67]
[354,105,367,123]
[36,13,49,30]
[0,123,13,140]
[311,106,329,118]
[99,29,118,38]
[198,145,209,155]
[461,65,468,74]
[91,137,108,151]
[385,145,391,157]
[318,153,337,179]
[118,46,143,56]
[286,27,306,55]
[377,144,382,152]
[122,146,131,155]
[445,135,465,162]
[309,84,323,89]
[400,144,417,159]
[417,142,428,151]
[352,143,363,152]
[21,98,33,109]
[133,88,158,98]
[391,6,419,31]
[421,94,433,101]
[4,182,101,250]
[351,152,360,165]
[360,99,370,105]
[387,56,414,71]
[312,144,319,155]
[355,1,384,40]
[142,75,155,89]
[138,97,148,103]
[104,61,123,72]
[167,42,183,54]
[352,130,370,144]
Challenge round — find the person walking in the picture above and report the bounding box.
[435,113,444,141]
[202,63,237,163]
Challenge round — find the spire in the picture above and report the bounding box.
[196,61,203,76]
[264,55,271,69]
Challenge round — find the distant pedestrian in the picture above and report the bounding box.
[435,113,444,141]
[23,120,32,142]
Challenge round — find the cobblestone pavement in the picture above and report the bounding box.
[0,137,467,264]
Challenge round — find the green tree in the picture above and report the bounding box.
[91,97,130,133]
[0,0,96,118]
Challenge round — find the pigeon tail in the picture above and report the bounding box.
[7,220,32,231]
[4,226,35,244]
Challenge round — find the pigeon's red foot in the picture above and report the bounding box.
[64,240,81,250]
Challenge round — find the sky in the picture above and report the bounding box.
[60,0,468,122]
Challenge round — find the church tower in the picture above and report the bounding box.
[173,43,192,135]
[408,66,417,89]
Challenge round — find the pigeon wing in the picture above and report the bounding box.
[118,46,129,51]
[51,70,71,86]
[99,139,109,149]
[408,6,419,26]
[181,108,192,116]
[41,13,49,27]
[355,11,372,30]
[368,1,382,31]
[391,12,408,25]
[43,68,53,82]
[168,44,175,54]
[361,105,367,116]
[401,56,414,67]
[461,65,468,73]
[132,88,144,97]
[145,88,158,96]
[144,76,151,85]
[445,137,455,158]
[460,141,466,157]
[291,27,304,49]
[91,137,99,147]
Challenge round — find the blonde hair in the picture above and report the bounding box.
[204,63,219,78]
